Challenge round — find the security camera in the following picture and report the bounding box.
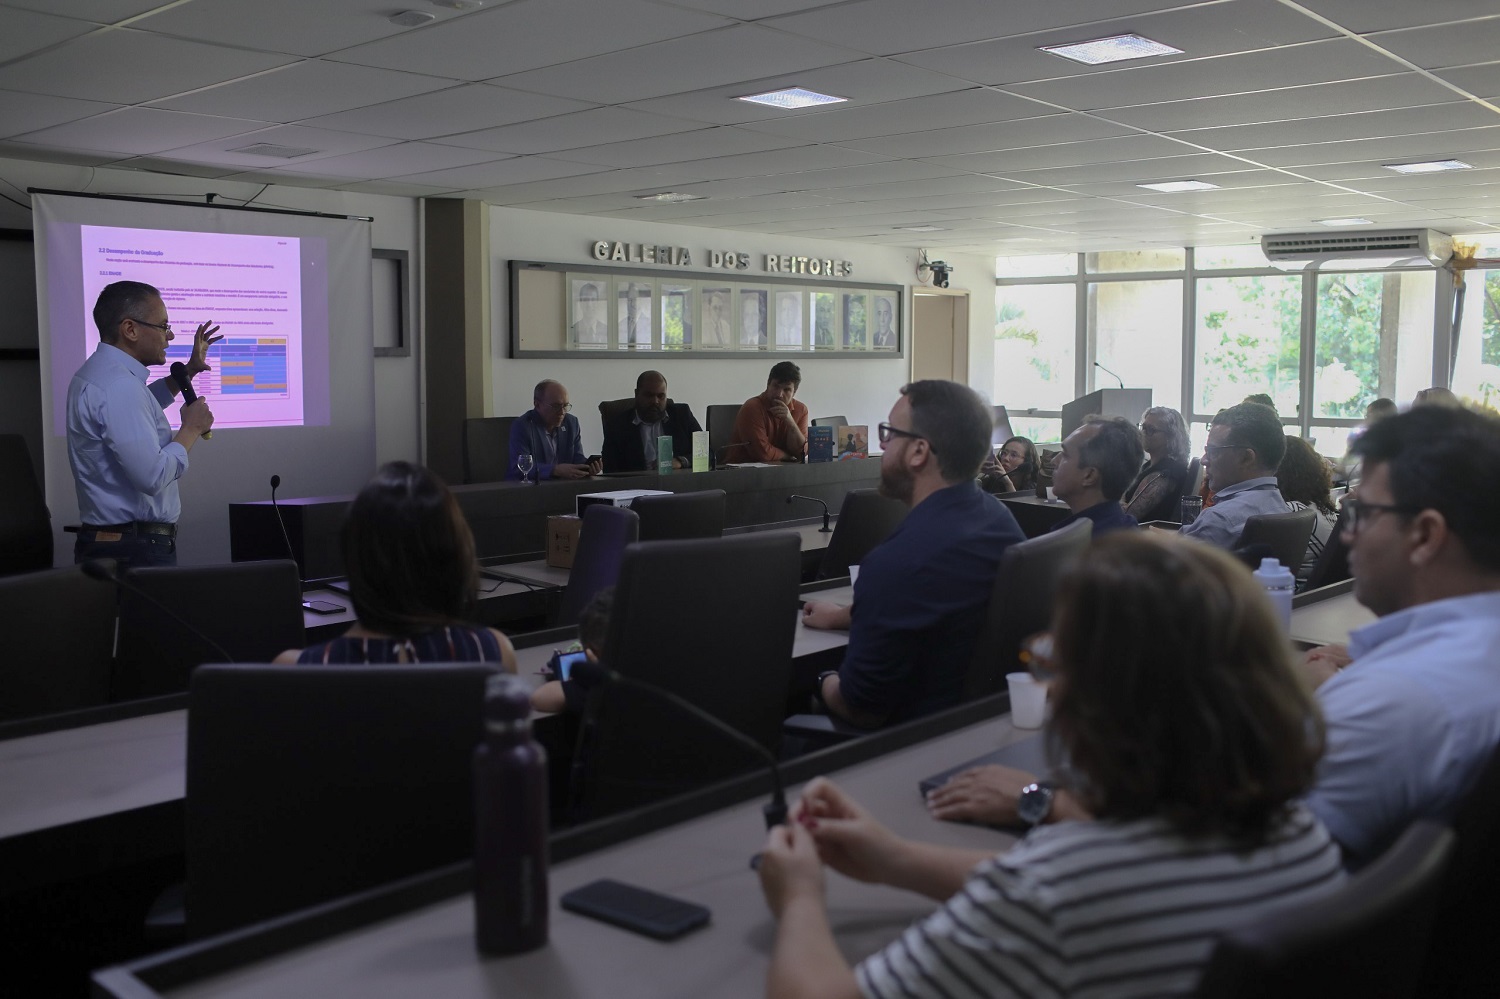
[929,260,952,288]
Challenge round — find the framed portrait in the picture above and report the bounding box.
[870,292,897,350]
[773,289,805,350]
[738,286,769,349]
[699,285,733,349]
[842,290,869,350]
[811,291,836,350]
[659,281,694,350]
[615,278,654,349]
[568,276,610,349]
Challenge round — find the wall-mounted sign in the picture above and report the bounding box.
[591,240,852,277]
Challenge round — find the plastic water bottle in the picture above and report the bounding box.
[1253,558,1295,634]
[474,674,549,955]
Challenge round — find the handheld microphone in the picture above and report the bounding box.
[787,494,832,533]
[269,474,299,574]
[80,559,235,664]
[714,441,752,469]
[169,362,212,439]
[1093,361,1126,390]
[570,658,788,830]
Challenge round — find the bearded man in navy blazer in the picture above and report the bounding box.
[601,370,702,472]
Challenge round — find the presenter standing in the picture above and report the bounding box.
[68,280,220,567]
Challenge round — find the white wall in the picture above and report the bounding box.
[488,206,998,436]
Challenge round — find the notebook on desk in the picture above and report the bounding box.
[917,733,1052,798]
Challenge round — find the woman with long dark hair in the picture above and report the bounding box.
[276,461,517,669]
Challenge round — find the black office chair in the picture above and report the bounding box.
[706,403,742,463]
[462,416,517,484]
[180,662,499,937]
[811,415,848,428]
[113,559,305,699]
[1415,743,1500,997]
[0,565,116,722]
[630,488,725,541]
[0,434,52,576]
[598,396,676,437]
[1196,821,1455,999]
[1303,509,1350,591]
[817,487,907,579]
[556,504,639,626]
[963,519,1092,699]
[1185,455,1204,499]
[569,533,800,821]
[1235,508,1316,574]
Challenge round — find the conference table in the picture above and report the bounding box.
[0,582,858,895]
[96,705,1033,998]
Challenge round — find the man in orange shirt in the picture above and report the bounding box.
[728,361,809,463]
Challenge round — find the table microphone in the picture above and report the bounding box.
[80,559,235,664]
[787,494,832,533]
[169,362,211,439]
[569,658,788,830]
[1093,361,1125,390]
[269,474,298,571]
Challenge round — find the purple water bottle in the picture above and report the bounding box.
[474,674,549,955]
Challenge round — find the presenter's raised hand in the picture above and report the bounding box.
[186,320,224,376]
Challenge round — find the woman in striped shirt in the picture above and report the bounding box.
[758,533,1344,999]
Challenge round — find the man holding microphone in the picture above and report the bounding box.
[67,280,219,567]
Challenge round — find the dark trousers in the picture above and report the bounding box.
[74,529,177,568]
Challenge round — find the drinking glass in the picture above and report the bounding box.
[516,454,535,484]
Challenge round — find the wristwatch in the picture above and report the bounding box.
[813,670,840,711]
[1017,781,1055,827]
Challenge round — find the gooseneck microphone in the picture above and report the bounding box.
[169,362,212,439]
[570,658,788,830]
[80,559,235,664]
[269,474,298,572]
[787,494,832,533]
[1093,361,1126,390]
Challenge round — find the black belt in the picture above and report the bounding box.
[81,521,177,538]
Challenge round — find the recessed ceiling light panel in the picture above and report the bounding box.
[634,192,705,203]
[1316,217,1374,226]
[1040,33,1183,65]
[1136,180,1219,193]
[734,87,847,110]
[1382,159,1472,174]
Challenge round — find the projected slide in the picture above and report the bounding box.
[80,225,305,429]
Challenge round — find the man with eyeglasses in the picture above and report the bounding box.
[507,379,600,481]
[801,381,1024,728]
[67,280,220,567]
[1178,401,1288,549]
[1299,405,1500,866]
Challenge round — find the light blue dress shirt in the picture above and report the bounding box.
[1305,591,1500,864]
[66,343,188,525]
[1178,475,1288,549]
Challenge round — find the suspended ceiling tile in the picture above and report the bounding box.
[266,141,509,181]
[490,24,856,105]
[540,126,804,169]
[298,84,595,142]
[1165,102,1494,151]
[428,108,703,156]
[1241,126,1500,167]
[0,29,295,104]
[153,62,455,123]
[1366,17,1500,70]
[153,124,399,169]
[832,113,1134,159]
[128,0,456,58]
[0,6,98,62]
[13,107,269,156]
[328,0,732,80]
[0,90,119,140]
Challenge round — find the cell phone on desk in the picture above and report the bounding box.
[560,879,710,940]
[302,599,344,615]
[548,648,588,681]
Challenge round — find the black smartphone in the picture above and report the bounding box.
[548,648,588,682]
[560,879,710,940]
[301,599,345,615]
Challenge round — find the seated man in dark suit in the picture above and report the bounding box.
[600,370,702,472]
[801,381,1025,728]
[1047,415,1142,537]
[507,379,600,481]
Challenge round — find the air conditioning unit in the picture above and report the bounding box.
[1259,228,1453,270]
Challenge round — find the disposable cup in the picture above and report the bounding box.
[1007,672,1047,729]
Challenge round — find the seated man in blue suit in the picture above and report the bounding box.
[600,370,702,472]
[508,379,600,481]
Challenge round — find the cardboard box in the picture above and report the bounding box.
[546,514,583,568]
[575,489,672,517]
